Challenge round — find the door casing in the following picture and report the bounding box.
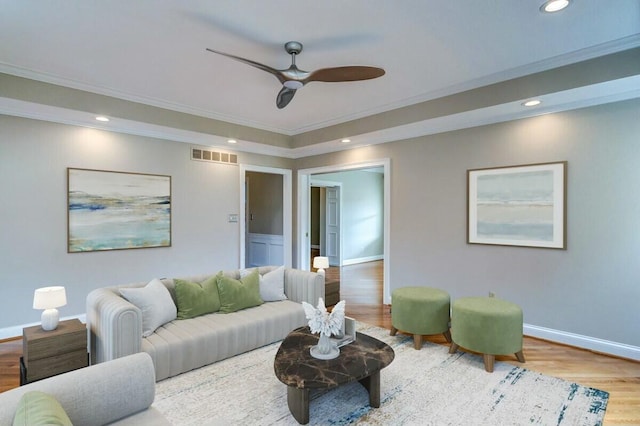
[240,164,292,268]
[297,158,391,304]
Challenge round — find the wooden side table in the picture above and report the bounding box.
[21,318,88,384]
[325,279,340,306]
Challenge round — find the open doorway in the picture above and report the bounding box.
[297,159,391,304]
[240,165,292,269]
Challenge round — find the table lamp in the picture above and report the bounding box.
[313,256,329,276]
[33,286,67,331]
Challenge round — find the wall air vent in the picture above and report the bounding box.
[191,147,238,166]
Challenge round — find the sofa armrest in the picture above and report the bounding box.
[86,288,142,365]
[0,353,163,426]
[284,268,325,305]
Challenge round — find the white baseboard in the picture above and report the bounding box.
[524,323,640,361]
[343,254,384,266]
[0,314,86,340]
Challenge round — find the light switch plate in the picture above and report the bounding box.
[228,214,239,223]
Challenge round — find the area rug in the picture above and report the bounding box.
[154,323,608,425]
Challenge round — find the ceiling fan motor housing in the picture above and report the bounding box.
[284,41,303,55]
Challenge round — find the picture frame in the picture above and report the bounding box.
[67,168,171,252]
[467,161,567,249]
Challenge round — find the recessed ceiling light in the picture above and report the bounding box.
[341,139,351,143]
[522,100,542,107]
[540,0,570,13]
[95,116,109,122]
[227,139,237,144]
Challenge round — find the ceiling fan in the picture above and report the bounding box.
[206,41,385,109]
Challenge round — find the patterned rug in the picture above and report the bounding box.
[154,323,608,425]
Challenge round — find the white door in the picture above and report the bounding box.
[325,186,340,266]
[240,165,292,269]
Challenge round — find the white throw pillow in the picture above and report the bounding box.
[241,266,287,302]
[120,278,177,337]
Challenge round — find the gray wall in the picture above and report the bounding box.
[295,98,640,347]
[313,170,384,262]
[0,116,290,332]
[2,98,640,349]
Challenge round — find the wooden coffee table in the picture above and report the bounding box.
[274,326,394,424]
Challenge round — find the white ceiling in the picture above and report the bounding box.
[1,1,639,147]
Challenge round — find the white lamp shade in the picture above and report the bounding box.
[313,256,329,269]
[33,286,67,309]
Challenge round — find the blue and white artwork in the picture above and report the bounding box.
[468,162,566,249]
[68,168,171,252]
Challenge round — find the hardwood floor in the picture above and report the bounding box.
[335,261,640,425]
[0,337,21,393]
[1,260,638,424]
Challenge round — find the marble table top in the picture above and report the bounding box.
[274,326,395,390]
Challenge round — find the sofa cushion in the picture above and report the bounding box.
[12,391,72,426]
[120,278,177,337]
[241,266,287,302]
[142,300,306,380]
[216,269,263,313]
[174,276,221,319]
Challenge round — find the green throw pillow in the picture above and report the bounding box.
[174,275,221,319]
[216,269,263,313]
[13,391,72,426]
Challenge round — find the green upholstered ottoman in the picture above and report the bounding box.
[449,296,525,372]
[390,287,451,350]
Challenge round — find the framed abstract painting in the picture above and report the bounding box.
[67,168,171,252]
[467,162,567,249]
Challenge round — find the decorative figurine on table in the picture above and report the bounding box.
[302,298,346,360]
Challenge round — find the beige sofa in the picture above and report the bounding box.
[0,352,169,425]
[87,266,324,381]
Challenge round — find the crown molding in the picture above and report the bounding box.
[286,34,640,134]
[2,35,639,138]
[0,62,293,136]
[287,75,640,158]
[2,74,639,160]
[0,97,295,158]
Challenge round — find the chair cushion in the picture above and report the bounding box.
[241,266,287,302]
[120,278,177,337]
[12,391,72,426]
[174,275,221,319]
[216,269,263,313]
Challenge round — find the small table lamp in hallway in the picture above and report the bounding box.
[33,286,67,331]
[313,256,329,276]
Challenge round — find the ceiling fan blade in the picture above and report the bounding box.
[307,66,385,83]
[206,42,385,108]
[276,87,297,109]
[206,48,284,83]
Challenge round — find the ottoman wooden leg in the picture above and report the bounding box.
[413,334,422,350]
[448,341,459,354]
[483,354,495,373]
[443,329,452,343]
[515,350,525,363]
[390,326,398,336]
